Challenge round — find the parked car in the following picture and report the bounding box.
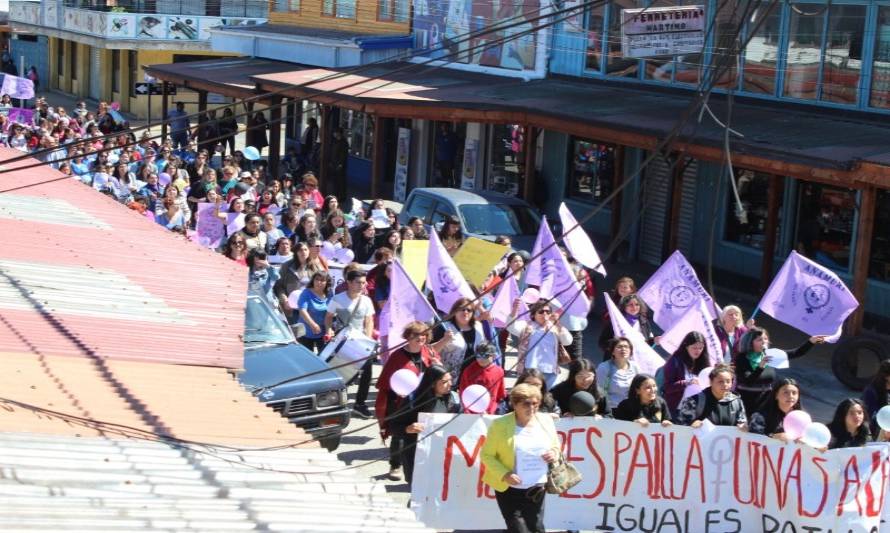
[398,188,542,251]
[238,291,350,451]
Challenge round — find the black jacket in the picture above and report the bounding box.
[613,397,671,424]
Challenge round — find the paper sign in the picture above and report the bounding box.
[452,237,509,288]
[765,347,790,369]
[401,239,430,289]
[195,202,225,249]
[371,208,390,229]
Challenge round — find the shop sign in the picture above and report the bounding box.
[393,127,411,202]
[620,5,705,59]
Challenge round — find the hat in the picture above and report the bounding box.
[239,171,252,179]
[569,391,597,416]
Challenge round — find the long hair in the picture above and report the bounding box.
[738,327,769,354]
[448,297,476,329]
[515,368,557,412]
[412,365,456,412]
[828,398,871,446]
[756,378,804,434]
[566,358,602,402]
[673,331,709,374]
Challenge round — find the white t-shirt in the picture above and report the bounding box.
[328,292,375,332]
[513,423,549,489]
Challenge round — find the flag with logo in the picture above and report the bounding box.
[427,231,474,313]
[659,298,723,365]
[0,74,34,100]
[525,216,591,319]
[558,202,606,276]
[757,251,859,342]
[603,293,665,376]
[380,259,439,343]
[489,274,529,328]
[638,250,716,331]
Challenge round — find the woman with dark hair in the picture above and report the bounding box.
[734,327,825,414]
[408,216,429,240]
[551,359,609,417]
[296,271,332,353]
[432,297,492,385]
[748,378,805,440]
[321,195,339,220]
[512,369,559,415]
[373,260,392,312]
[438,215,463,256]
[828,398,872,449]
[278,211,300,240]
[508,300,573,389]
[614,374,673,426]
[675,364,747,429]
[391,365,460,486]
[598,294,655,354]
[862,359,890,429]
[662,331,710,413]
[596,337,640,411]
[247,250,279,302]
[380,229,402,255]
[222,233,248,266]
[293,212,321,244]
[351,221,377,264]
[217,107,238,157]
[273,242,318,323]
[321,210,352,250]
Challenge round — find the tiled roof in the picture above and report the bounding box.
[0,432,433,532]
[0,148,247,369]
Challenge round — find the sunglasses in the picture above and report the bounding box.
[459,307,474,313]
[536,309,552,315]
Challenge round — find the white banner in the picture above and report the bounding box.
[412,414,890,532]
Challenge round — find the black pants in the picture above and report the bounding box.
[298,336,325,354]
[389,432,404,470]
[494,486,546,533]
[354,357,373,407]
[398,433,418,484]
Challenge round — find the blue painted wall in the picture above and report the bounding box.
[9,36,49,94]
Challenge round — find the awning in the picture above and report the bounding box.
[144,57,298,100]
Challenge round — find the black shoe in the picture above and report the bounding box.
[353,403,372,419]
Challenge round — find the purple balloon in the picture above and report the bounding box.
[158,172,171,186]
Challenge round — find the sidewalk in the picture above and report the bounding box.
[582,258,851,423]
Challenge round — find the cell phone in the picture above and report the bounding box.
[337,228,345,234]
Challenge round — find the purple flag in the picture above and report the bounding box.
[195,202,225,249]
[525,216,591,319]
[758,251,859,342]
[427,231,474,313]
[659,298,723,366]
[638,250,716,331]
[380,259,439,343]
[558,202,606,276]
[604,292,665,376]
[6,107,34,126]
[1,75,34,100]
[489,275,529,328]
[226,212,245,237]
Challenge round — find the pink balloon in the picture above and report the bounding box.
[461,384,491,414]
[390,368,420,397]
[521,288,540,304]
[783,410,812,441]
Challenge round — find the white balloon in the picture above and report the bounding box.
[320,241,337,260]
[876,405,890,432]
[698,367,713,389]
[390,368,421,397]
[334,247,355,264]
[461,384,491,414]
[287,289,302,309]
[801,422,831,449]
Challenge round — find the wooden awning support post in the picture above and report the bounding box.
[848,186,876,335]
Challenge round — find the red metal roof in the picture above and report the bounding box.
[0,148,247,369]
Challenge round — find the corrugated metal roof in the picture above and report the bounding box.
[0,432,434,532]
[0,148,246,369]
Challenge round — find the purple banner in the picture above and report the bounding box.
[1,75,35,100]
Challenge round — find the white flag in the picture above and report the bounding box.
[637,250,716,331]
[558,202,606,276]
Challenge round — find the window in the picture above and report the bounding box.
[870,190,890,282]
[405,194,435,223]
[459,204,541,236]
[794,183,856,270]
[431,201,456,226]
[323,0,355,19]
[128,50,138,99]
[111,50,120,93]
[606,0,640,77]
[378,0,408,22]
[338,110,374,160]
[723,170,784,249]
[783,3,866,103]
[584,4,606,71]
[488,124,525,197]
[870,7,890,109]
[567,138,616,204]
[742,3,782,94]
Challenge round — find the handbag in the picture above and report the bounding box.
[545,454,582,494]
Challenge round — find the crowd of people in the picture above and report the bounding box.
[21,97,889,533]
